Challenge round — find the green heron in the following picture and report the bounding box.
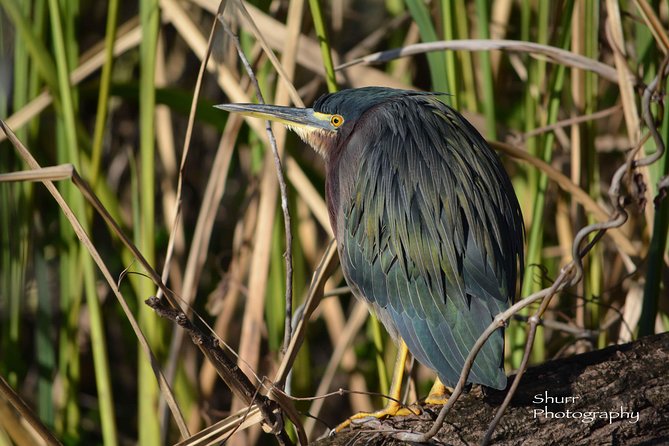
[217,87,524,425]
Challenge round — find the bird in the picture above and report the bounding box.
[216,86,524,426]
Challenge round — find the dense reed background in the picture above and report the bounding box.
[0,0,667,444]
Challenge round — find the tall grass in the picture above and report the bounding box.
[0,0,667,444]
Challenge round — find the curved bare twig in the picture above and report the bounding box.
[336,39,620,84]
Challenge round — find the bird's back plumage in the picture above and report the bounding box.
[321,88,524,389]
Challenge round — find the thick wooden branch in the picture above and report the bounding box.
[314,332,669,445]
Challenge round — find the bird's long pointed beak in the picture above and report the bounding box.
[215,103,332,131]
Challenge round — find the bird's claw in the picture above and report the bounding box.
[422,379,452,406]
[334,402,421,432]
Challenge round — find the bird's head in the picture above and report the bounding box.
[215,87,414,159]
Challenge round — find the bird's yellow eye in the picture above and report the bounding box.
[330,114,344,127]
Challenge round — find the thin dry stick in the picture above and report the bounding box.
[261,0,306,351]
[522,104,622,139]
[336,39,620,84]
[605,3,642,156]
[175,407,264,446]
[218,14,296,360]
[0,375,62,446]
[512,314,599,338]
[218,387,266,445]
[633,0,669,55]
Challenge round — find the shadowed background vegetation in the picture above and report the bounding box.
[0,0,667,445]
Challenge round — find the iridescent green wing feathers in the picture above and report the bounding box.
[334,94,524,388]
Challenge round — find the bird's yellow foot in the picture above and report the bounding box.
[335,401,421,431]
[423,378,452,405]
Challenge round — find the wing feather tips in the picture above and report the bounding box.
[382,300,507,389]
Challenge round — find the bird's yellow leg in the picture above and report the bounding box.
[335,341,420,431]
[424,377,452,405]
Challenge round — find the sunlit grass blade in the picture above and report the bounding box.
[639,101,669,336]
[137,0,162,444]
[405,0,448,93]
[473,0,496,139]
[89,0,119,187]
[307,0,337,92]
[440,0,459,108]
